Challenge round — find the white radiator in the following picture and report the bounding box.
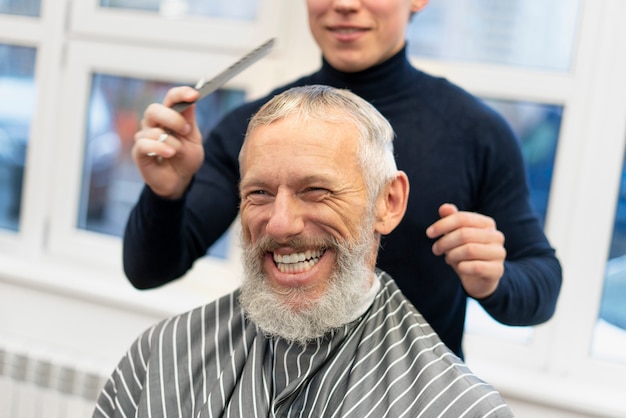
[0,337,108,418]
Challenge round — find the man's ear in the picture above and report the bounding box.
[374,171,410,235]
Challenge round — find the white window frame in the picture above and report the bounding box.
[70,0,285,52]
[0,4,65,258]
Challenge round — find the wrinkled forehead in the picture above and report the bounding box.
[240,112,360,168]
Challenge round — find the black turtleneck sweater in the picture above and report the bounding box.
[123,47,562,357]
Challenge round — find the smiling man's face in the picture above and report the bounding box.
[238,114,378,342]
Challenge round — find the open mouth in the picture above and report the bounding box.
[273,248,327,274]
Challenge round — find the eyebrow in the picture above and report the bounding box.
[239,173,336,193]
[239,178,269,194]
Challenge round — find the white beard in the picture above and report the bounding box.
[239,222,377,345]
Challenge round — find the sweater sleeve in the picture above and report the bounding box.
[123,185,194,288]
[479,254,562,325]
[472,105,562,325]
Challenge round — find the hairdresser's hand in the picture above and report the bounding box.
[426,203,506,299]
[132,86,204,200]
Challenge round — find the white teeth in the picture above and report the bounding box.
[273,249,325,273]
[273,249,323,264]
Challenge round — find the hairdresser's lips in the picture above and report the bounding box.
[264,247,333,290]
[326,24,370,43]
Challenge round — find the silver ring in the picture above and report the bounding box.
[157,133,168,143]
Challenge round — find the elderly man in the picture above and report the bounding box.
[94,85,513,417]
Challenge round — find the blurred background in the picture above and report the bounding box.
[1,0,625,416]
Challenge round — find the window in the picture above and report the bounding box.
[595,148,626,365]
[71,0,282,52]
[407,0,580,71]
[0,45,37,232]
[78,73,245,258]
[0,0,41,16]
[486,99,562,228]
[99,0,259,20]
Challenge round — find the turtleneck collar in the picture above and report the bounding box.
[312,44,415,102]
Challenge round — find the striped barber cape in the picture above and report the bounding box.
[94,271,514,418]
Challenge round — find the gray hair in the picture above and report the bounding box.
[241,85,398,200]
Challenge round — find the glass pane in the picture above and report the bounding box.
[0,44,37,232]
[78,73,245,259]
[594,147,626,364]
[99,0,260,20]
[408,0,581,71]
[465,99,562,341]
[0,0,41,16]
[485,99,562,227]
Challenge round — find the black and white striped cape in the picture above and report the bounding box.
[94,271,514,418]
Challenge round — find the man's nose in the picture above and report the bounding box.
[265,190,305,241]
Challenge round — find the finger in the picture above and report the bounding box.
[438,203,458,218]
[132,138,174,163]
[133,132,182,162]
[162,86,199,132]
[426,203,458,239]
[134,127,166,143]
[154,132,182,153]
[432,227,504,256]
[455,260,503,298]
[162,86,199,109]
[141,103,192,135]
[427,211,496,239]
[441,240,507,265]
